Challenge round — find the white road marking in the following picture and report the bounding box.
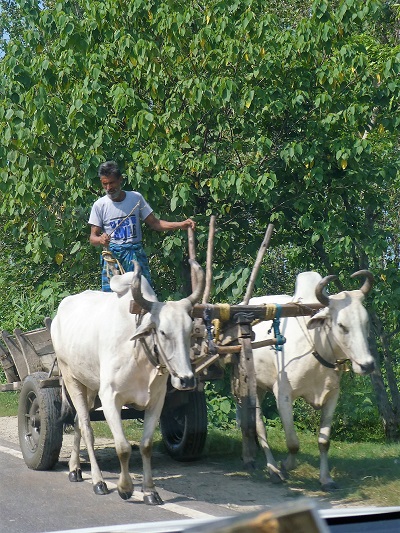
[0,445,23,459]
[0,443,217,520]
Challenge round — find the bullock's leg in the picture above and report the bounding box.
[276,386,299,475]
[255,390,285,483]
[68,414,83,482]
[61,370,108,495]
[78,412,108,495]
[101,399,134,501]
[140,397,166,505]
[318,391,340,491]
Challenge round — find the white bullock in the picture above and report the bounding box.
[51,260,204,504]
[248,270,375,490]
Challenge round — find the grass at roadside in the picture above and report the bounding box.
[0,391,19,416]
[1,391,399,507]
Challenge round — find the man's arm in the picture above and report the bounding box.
[144,213,196,231]
[90,225,111,247]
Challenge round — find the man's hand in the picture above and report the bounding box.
[144,214,196,232]
[90,225,111,247]
[99,233,111,246]
[181,218,196,230]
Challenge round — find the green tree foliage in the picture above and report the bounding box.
[0,0,397,292]
[0,0,399,437]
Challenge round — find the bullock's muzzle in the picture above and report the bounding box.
[358,360,375,375]
[171,374,196,390]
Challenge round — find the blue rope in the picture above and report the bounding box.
[272,304,286,351]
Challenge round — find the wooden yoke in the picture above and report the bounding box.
[192,301,323,321]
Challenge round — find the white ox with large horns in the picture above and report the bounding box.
[51,260,204,504]
[248,270,375,490]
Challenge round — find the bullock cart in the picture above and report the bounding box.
[0,320,211,470]
[0,299,323,472]
[0,223,324,472]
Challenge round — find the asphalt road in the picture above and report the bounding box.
[0,435,236,533]
[2,426,400,533]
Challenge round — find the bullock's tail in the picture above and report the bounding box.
[57,376,76,427]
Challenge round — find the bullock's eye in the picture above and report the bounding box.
[338,323,349,334]
[159,330,166,337]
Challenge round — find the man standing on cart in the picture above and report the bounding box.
[89,160,195,291]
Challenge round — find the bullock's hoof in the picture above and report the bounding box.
[143,492,163,505]
[93,481,109,495]
[321,481,339,492]
[279,463,290,480]
[269,471,285,484]
[118,489,133,500]
[68,469,83,482]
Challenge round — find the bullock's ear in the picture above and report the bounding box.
[307,308,330,330]
[130,320,156,340]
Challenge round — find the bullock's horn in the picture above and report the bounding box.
[315,274,338,306]
[186,260,205,306]
[130,261,154,312]
[351,270,374,295]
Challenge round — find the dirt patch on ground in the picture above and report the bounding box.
[0,416,366,514]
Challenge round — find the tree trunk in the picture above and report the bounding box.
[369,310,400,441]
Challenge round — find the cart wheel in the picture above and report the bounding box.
[160,390,207,462]
[18,372,63,470]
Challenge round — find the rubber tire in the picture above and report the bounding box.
[18,372,63,470]
[160,390,207,462]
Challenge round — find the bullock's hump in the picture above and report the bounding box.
[110,271,135,294]
[249,272,323,306]
[293,271,323,303]
[110,272,157,301]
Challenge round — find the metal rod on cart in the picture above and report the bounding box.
[203,215,216,304]
[242,223,274,305]
[188,227,197,291]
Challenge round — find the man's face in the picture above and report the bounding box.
[100,175,123,201]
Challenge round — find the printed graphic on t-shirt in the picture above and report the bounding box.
[110,215,137,241]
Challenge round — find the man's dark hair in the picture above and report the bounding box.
[98,161,122,179]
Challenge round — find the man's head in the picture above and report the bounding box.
[98,161,124,201]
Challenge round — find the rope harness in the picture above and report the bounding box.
[296,308,351,372]
[139,331,183,378]
[311,324,350,371]
[312,351,350,371]
[267,304,286,351]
